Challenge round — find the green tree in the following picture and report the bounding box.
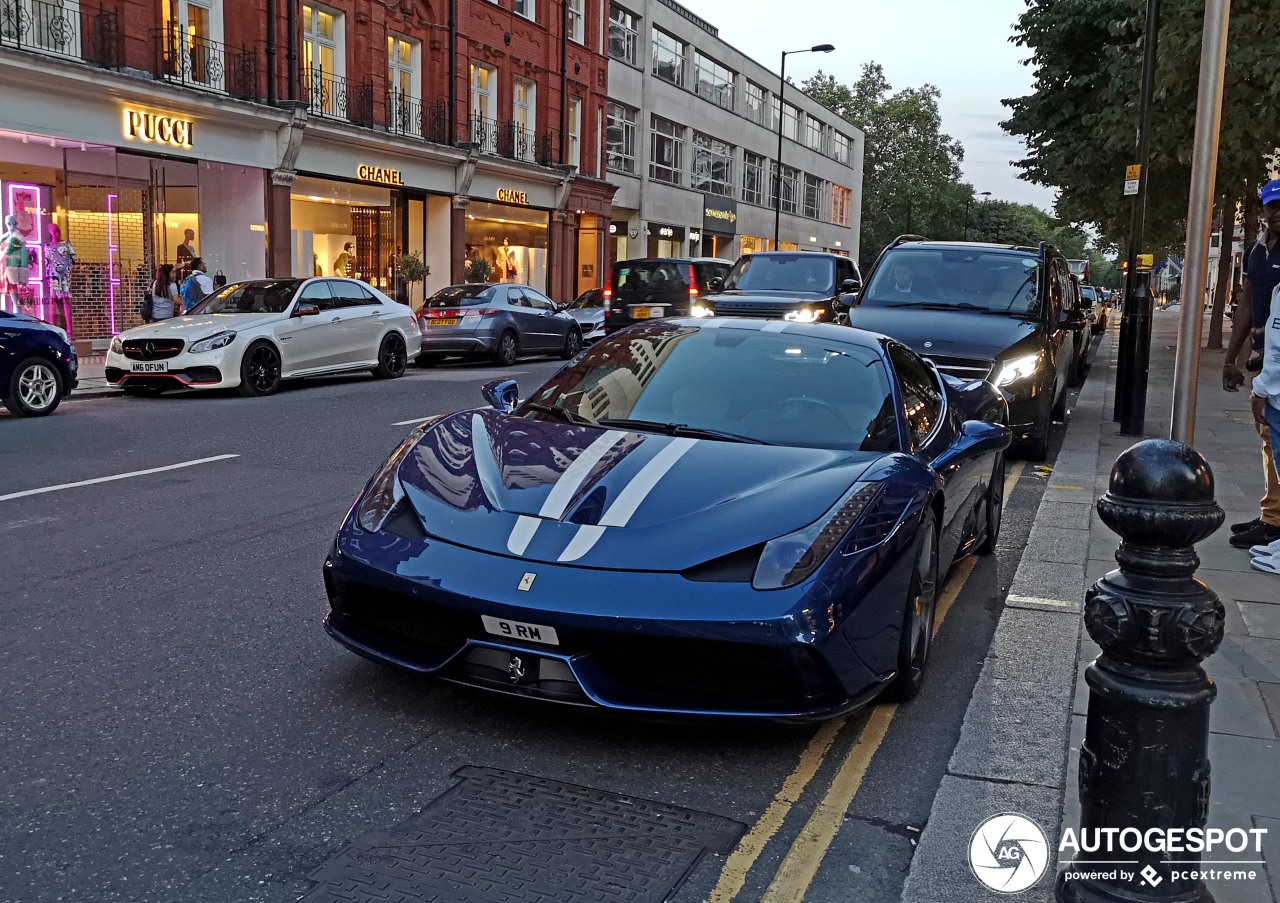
[1002,0,1277,254]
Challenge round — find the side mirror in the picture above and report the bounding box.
[832,296,852,314]
[709,276,725,293]
[294,302,320,317]
[482,378,519,413]
[1059,308,1086,330]
[841,278,861,294]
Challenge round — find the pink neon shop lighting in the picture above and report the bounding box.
[6,182,46,319]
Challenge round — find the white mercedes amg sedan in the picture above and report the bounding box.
[105,278,417,397]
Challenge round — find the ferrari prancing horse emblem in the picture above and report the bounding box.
[518,573,536,591]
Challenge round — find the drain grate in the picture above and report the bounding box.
[302,766,745,903]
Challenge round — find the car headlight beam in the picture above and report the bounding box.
[109,336,123,354]
[753,482,883,590]
[189,330,237,354]
[690,302,715,317]
[993,352,1043,387]
[783,307,822,323]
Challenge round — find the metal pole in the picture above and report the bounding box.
[963,196,970,240]
[1171,0,1232,445]
[773,51,787,249]
[1114,0,1161,425]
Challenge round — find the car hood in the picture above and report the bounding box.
[567,310,604,326]
[846,307,1039,362]
[120,313,283,338]
[707,289,830,306]
[394,409,880,570]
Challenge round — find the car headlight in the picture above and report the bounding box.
[993,352,1043,387]
[189,330,237,354]
[109,336,123,354]
[690,302,715,317]
[354,423,438,532]
[784,307,822,323]
[753,482,883,589]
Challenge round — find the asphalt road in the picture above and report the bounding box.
[0,350,1084,903]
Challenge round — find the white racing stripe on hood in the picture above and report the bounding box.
[505,427,627,556]
[557,436,698,562]
[471,413,504,510]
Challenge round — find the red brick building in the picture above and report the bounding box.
[0,0,615,339]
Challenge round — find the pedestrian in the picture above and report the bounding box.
[179,257,215,312]
[1229,179,1280,551]
[149,263,182,322]
[1247,280,1280,572]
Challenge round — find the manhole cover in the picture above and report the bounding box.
[302,766,745,902]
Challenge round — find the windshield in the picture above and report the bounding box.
[523,324,897,451]
[861,248,1041,315]
[723,254,835,294]
[190,280,302,314]
[428,284,499,307]
[569,290,603,310]
[1080,286,1097,303]
[611,260,690,301]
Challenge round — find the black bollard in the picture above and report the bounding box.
[1057,439,1225,903]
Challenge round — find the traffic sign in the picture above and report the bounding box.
[1124,179,1140,196]
[1126,164,1142,180]
[1137,254,1154,269]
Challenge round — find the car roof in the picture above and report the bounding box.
[890,241,1041,255]
[662,317,886,352]
[613,257,733,265]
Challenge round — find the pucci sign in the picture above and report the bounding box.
[122,109,194,149]
[357,165,404,186]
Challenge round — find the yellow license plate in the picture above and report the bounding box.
[632,306,651,319]
[428,318,460,327]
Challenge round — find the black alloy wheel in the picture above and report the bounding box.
[977,452,1005,555]
[560,328,583,360]
[1051,376,1069,421]
[373,333,408,379]
[492,331,519,367]
[237,342,282,397]
[1020,399,1051,463]
[891,507,940,701]
[4,357,63,416]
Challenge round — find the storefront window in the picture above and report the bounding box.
[464,201,549,293]
[289,176,407,298]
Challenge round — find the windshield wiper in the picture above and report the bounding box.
[524,402,593,425]
[597,418,767,444]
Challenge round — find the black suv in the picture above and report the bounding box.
[843,238,1084,461]
[699,252,862,323]
[604,257,732,334]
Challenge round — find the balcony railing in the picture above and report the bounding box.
[0,0,119,68]
[469,115,556,165]
[386,89,450,144]
[302,66,373,126]
[155,26,257,99]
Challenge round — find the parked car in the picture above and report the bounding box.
[1064,274,1090,388]
[697,252,862,323]
[1,309,77,416]
[843,239,1083,461]
[603,257,732,334]
[323,318,1010,717]
[104,278,416,397]
[417,283,583,367]
[564,288,606,343]
[1079,283,1108,335]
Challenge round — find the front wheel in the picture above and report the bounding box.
[560,328,583,360]
[3,357,63,416]
[237,342,282,397]
[373,333,408,379]
[976,453,1005,555]
[890,507,940,701]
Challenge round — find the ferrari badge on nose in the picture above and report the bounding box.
[518,573,536,591]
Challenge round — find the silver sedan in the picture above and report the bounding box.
[416,283,583,367]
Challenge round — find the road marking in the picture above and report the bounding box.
[0,454,240,502]
[1049,484,1087,490]
[759,706,898,903]
[1008,594,1075,608]
[732,456,1028,901]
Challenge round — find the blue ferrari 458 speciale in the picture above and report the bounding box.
[324,318,1010,719]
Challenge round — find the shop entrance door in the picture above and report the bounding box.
[351,200,400,297]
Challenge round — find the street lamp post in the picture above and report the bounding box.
[773,43,834,248]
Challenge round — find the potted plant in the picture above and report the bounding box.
[395,251,430,310]
[465,257,493,283]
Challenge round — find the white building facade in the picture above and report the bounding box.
[604,0,865,265]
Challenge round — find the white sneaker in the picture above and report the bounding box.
[1250,537,1280,557]
[1250,550,1280,574]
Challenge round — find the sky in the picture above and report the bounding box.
[682,0,1059,213]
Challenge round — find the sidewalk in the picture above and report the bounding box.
[73,353,114,396]
[903,307,1280,902]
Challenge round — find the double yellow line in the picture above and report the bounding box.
[708,461,1024,903]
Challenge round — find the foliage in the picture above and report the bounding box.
[1002,0,1279,254]
[465,257,493,283]
[397,250,429,285]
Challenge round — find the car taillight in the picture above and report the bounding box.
[421,308,463,319]
[603,286,613,318]
[689,264,698,298]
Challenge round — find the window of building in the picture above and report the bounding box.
[691,133,734,197]
[606,102,638,174]
[567,97,582,169]
[770,163,798,213]
[650,116,683,185]
[806,116,824,152]
[302,4,345,115]
[513,79,536,160]
[386,34,421,136]
[163,0,224,90]
[609,4,639,65]
[803,174,827,219]
[783,103,800,142]
[832,185,852,226]
[470,63,496,120]
[514,0,534,22]
[693,52,734,110]
[742,151,766,204]
[832,131,851,164]
[652,29,684,86]
[745,81,767,126]
[566,0,584,43]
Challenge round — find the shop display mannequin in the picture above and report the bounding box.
[45,223,76,336]
[1,215,30,315]
[495,237,520,283]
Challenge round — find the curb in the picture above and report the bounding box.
[899,329,1115,902]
